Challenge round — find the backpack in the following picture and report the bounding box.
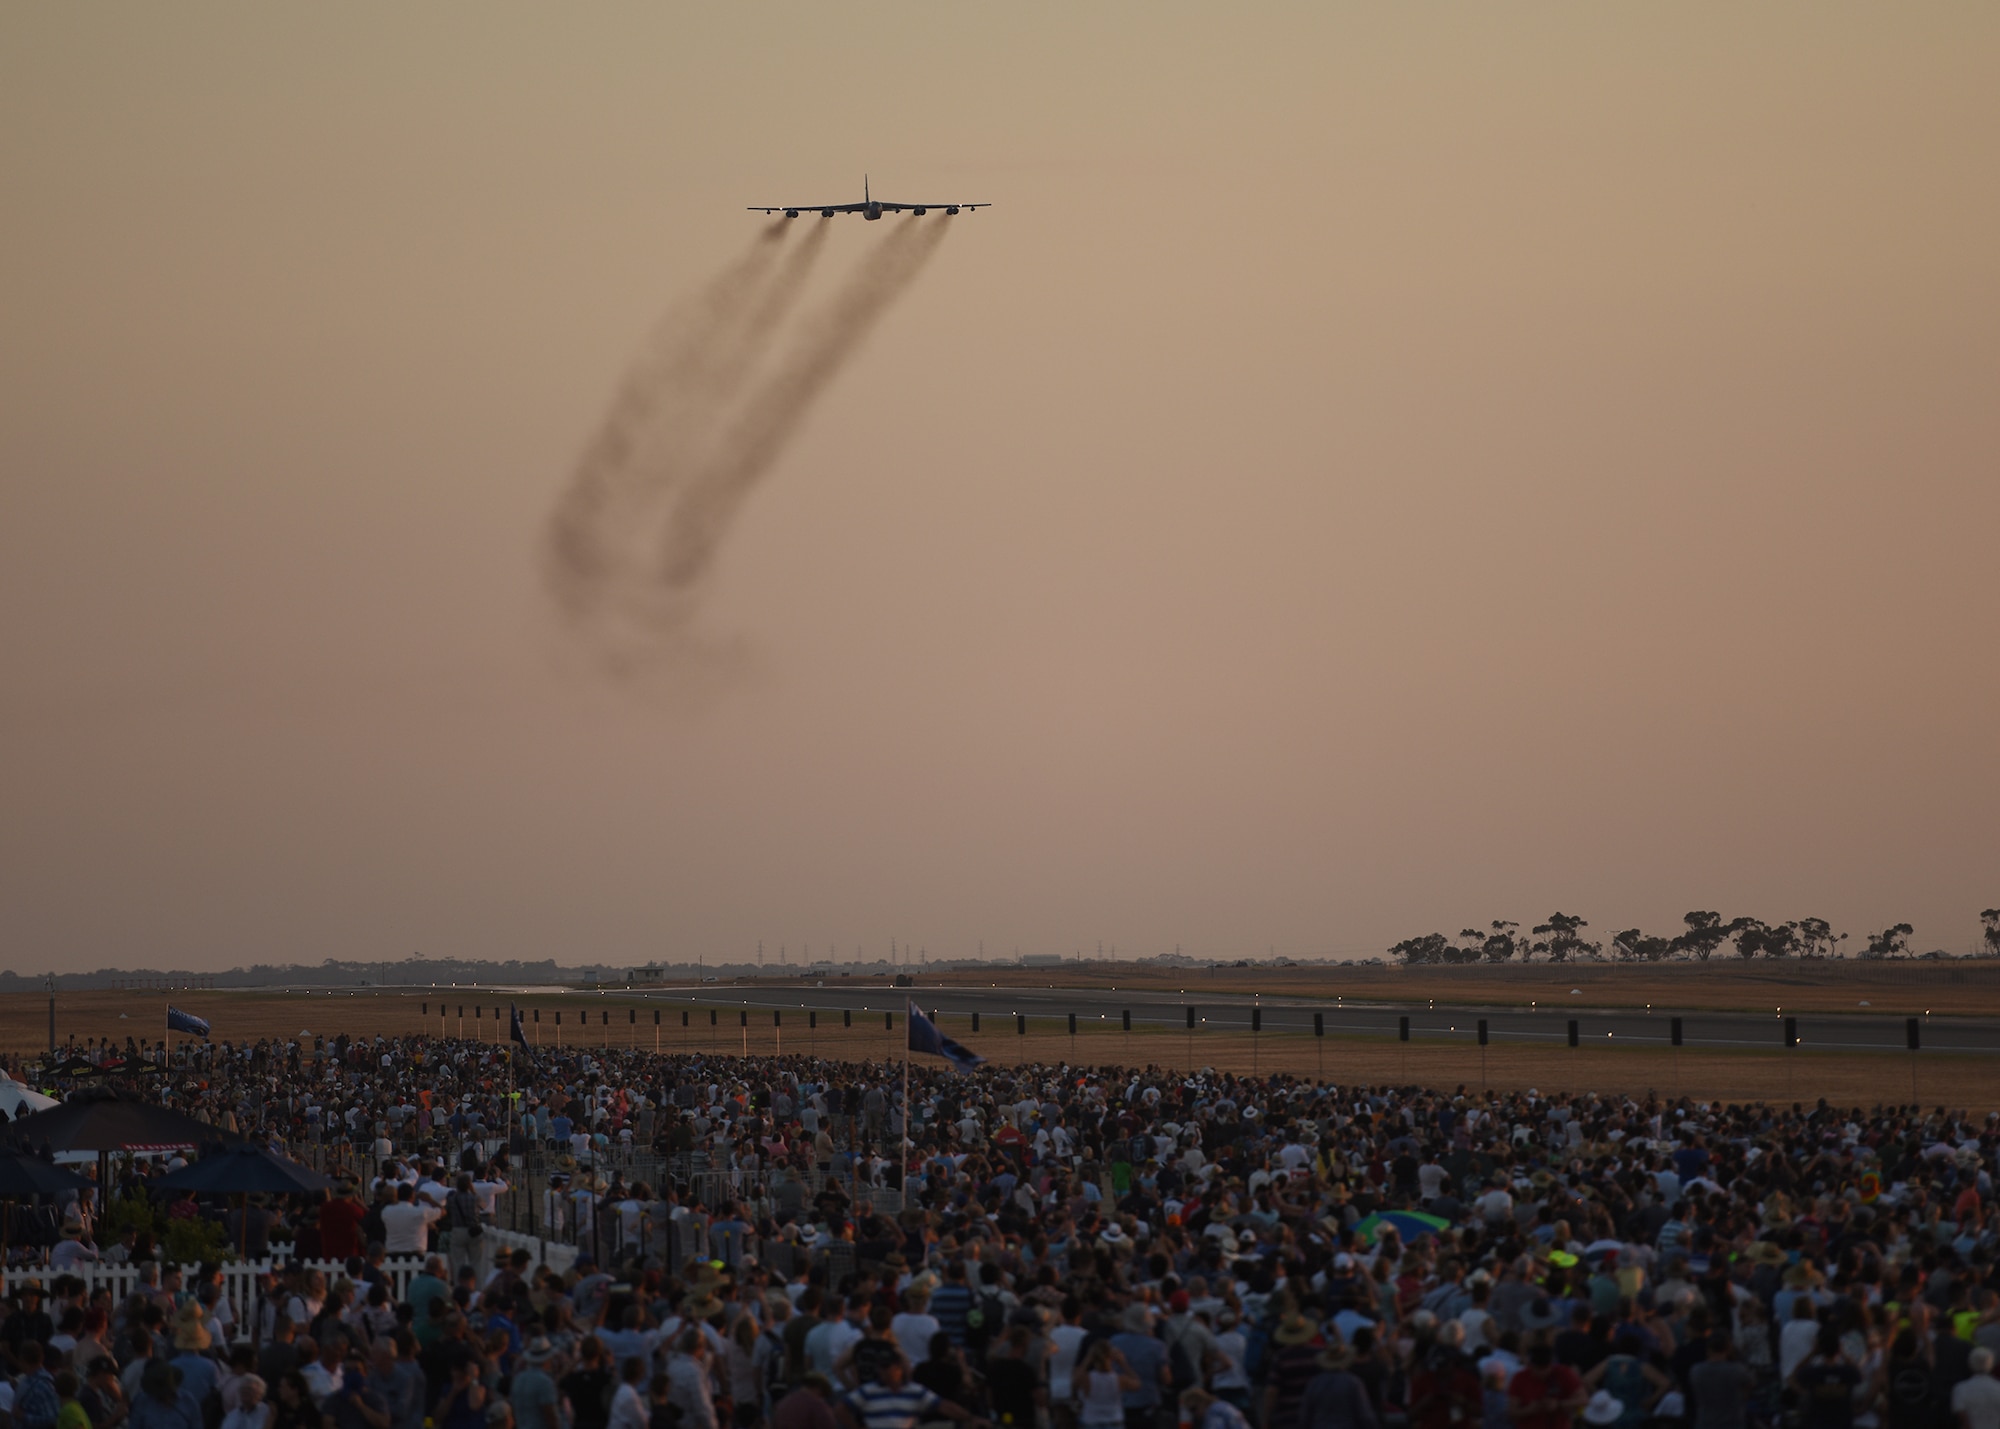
[760,1329,788,1400]
[1164,1319,1204,1392]
[449,1190,484,1237]
[965,1290,1006,1353]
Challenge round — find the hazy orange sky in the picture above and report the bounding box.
[3,5,1996,972]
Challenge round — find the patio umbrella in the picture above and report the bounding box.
[0,1150,91,1256]
[0,1150,90,1198]
[155,1142,331,1260]
[153,1143,330,1196]
[1353,1209,1451,1244]
[0,1086,234,1155]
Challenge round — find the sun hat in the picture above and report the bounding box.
[173,1303,213,1352]
[1273,1313,1319,1346]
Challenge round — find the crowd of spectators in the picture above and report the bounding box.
[4,1037,2000,1429]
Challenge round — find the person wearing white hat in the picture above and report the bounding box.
[1581,1392,1624,1428]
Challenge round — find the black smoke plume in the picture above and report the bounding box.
[544,217,948,670]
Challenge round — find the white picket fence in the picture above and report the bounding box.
[488,1226,577,1276]
[0,1256,422,1330]
[0,1233,577,1335]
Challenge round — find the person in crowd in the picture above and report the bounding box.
[219,1376,270,1429]
[835,1356,983,1429]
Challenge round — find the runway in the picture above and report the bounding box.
[604,981,2000,1056]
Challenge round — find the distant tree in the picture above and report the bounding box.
[1464,920,1523,964]
[1861,923,1915,959]
[1726,917,1767,959]
[1982,909,2000,959]
[1390,933,1452,966]
[1794,918,1847,960]
[1531,912,1601,962]
[1612,928,1674,961]
[1671,911,1731,962]
[1724,917,1799,959]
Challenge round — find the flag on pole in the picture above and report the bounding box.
[907,1000,984,1073]
[509,1004,536,1065]
[166,1006,211,1039]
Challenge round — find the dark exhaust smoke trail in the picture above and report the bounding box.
[543,216,950,671]
[545,222,813,623]
[652,217,951,594]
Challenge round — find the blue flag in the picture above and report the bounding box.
[166,1006,210,1039]
[907,1000,984,1074]
[509,1004,536,1064]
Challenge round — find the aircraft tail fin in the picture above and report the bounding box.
[865,174,870,203]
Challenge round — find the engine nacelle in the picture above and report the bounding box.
[945,206,960,215]
[912,207,927,216]
[784,209,799,219]
[821,207,835,218]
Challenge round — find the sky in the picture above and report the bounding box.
[2,4,1996,973]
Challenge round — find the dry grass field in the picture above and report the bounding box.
[925,959,2000,1016]
[5,987,1995,1112]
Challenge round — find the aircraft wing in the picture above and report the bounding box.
[747,202,868,213]
[877,202,991,212]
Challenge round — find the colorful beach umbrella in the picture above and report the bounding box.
[1353,1209,1451,1243]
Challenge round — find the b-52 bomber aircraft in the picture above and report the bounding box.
[749,176,990,221]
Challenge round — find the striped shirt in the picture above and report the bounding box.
[842,1383,941,1429]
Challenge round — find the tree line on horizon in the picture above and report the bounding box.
[1388,908,2000,965]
